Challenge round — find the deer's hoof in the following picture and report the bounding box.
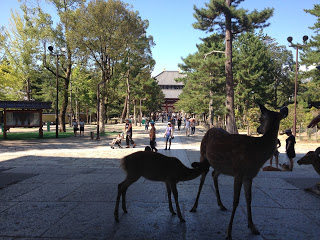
[220,205,227,211]
[190,208,196,213]
[248,224,260,235]
[179,218,186,223]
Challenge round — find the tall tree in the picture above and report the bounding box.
[300,4,320,104]
[73,0,152,133]
[193,0,274,133]
[43,0,84,132]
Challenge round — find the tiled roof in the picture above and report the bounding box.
[162,89,183,99]
[0,101,52,110]
[154,71,185,86]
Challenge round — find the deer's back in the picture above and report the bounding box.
[121,151,188,181]
[201,128,264,177]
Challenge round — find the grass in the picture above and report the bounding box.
[0,131,120,141]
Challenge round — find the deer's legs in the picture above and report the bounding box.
[165,182,176,215]
[226,176,242,240]
[212,170,227,211]
[190,170,209,212]
[243,178,260,235]
[168,181,185,222]
[114,177,139,222]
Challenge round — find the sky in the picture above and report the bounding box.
[0,0,318,76]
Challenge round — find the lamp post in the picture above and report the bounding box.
[287,35,308,136]
[48,46,66,138]
[96,81,105,140]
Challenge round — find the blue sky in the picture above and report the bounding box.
[0,0,318,76]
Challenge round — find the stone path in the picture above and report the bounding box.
[0,122,319,240]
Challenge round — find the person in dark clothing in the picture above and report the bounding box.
[177,117,182,131]
[285,129,296,171]
[124,119,136,148]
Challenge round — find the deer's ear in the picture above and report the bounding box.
[258,103,268,115]
[280,107,288,119]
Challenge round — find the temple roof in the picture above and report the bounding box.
[162,89,183,99]
[154,71,185,86]
[0,101,52,110]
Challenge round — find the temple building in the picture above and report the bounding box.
[154,70,185,112]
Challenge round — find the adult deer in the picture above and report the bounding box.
[297,147,320,176]
[114,151,210,223]
[190,103,288,240]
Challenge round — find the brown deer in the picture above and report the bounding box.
[114,151,210,223]
[190,104,288,240]
[297,147,320,176]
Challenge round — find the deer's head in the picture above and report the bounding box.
[257,104,288,135]
[297,147,320,165]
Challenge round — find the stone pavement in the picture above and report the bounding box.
[0,122,319,240]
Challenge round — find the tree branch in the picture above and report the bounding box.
[204,50,225,59]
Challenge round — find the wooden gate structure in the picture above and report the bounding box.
[0,101,52,139]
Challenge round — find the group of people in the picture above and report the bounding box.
[72,119,85,137]
[269,129,296,171]
[110,119,174,151]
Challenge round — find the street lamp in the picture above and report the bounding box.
[48,46,66,138]
[287,35,308,136]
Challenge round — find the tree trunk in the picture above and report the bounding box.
[121,96,127,122]
[59,75,70,132]
[224,0,238,134]
[126,69,131,120]
[26,78,30,101]
[133,100,137,126]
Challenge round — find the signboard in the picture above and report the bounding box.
[5,110,41,127]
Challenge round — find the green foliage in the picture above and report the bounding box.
[279,104,314,132]
[176,34,225,116]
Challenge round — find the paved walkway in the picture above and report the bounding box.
[0,122,319,240]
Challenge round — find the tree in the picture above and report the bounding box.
[193,0,274,133]
[178,34,226,127]
[42,0,84,132]
[300,4,320,104]
[4,6,40,101]
[73,0,152,133]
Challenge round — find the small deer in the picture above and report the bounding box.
[114,151,210,223]
[297,147,320,177]
[190,104,288,240]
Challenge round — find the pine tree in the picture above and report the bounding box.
[193,0,274,133]
[300,4,320,104]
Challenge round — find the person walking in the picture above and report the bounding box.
[164,122,173,150]
[79,119,85,136]
[145,119,149,131]
[190,119,196,135]
[269,138,281,168]
[124,119,136,148]
[177,117,182,131]
[285,129,296,171]
[149,121,157,152]
[72,119,78,137]
[185,118,190,136]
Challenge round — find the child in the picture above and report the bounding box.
[149,121,158,152]
[111,133,124,149]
